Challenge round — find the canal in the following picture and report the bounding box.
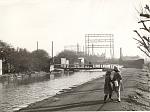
[0,70,105,112]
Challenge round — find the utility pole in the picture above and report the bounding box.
[77,43,79,54]
[52,41,54,64]
[83,45,84,54]
[119,47,123,64]
[120,48,122,60]
[37,41,38,51]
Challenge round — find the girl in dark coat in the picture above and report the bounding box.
[104,71,113,103]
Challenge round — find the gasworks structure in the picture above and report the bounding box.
[85,34,114,58]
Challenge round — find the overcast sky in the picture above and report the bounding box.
[0,0,149,58]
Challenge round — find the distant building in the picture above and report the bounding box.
[122,55,140,61]
[121,55,144,69]
[78,57,85,67]
[61,58,69,68]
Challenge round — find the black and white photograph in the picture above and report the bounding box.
[0,0,150,111]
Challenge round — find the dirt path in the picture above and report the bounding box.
[18,68,150,111]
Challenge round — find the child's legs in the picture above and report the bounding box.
[109,93,112,99]
[115,86,121,101]
[118,86,121,101]
[104,94,108,101]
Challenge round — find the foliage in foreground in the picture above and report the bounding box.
[134,4,150,58]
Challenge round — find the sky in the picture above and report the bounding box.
[0,0,149,58]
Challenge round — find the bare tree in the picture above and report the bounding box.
[134,4,150,58]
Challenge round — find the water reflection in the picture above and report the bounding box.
[0,71,105,112]
[1,72,74,90]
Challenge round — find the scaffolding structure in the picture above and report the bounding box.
[85,34,114,58]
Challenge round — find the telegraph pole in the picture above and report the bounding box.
[77,43,79,54]
[52,41,54,64]
[83,45,84,54]
[37,41,38,51]
[120,48,122,60]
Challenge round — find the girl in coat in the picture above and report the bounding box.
[104,71,113,103]
[112,66,122,102]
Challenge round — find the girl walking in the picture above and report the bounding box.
[111,66,122,102]
[104,71,113,103]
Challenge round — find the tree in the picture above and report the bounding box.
[0,40,14,73]
[13,48,31,73]
[134,4,150,58]
[0,40,51,73]
[31,49,50,72]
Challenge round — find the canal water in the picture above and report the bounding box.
[0,70,105,112]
